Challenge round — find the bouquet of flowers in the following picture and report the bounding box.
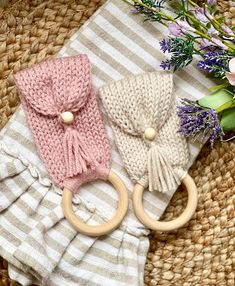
[123,0,235,146]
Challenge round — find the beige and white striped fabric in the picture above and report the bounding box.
[0,0,215,285]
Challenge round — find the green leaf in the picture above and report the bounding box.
[221,107,235,131]
[208,83,229,92]
[216,101,235,113]
[198,89,235,113]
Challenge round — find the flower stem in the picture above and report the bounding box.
[187,0,199,7]
[128,0,176,21]
[123,0,235,52]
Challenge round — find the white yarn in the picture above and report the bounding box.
[147,144,180,193]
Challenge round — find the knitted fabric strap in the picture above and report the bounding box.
[99,72,189,194]
[14,55,111,192]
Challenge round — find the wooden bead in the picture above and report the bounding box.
[144,127,156,140]
[61,111,74,124]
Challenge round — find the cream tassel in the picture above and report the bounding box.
[147,145,180,193]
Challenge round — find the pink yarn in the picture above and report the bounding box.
[14,55,111,192]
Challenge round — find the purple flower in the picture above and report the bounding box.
[197,49,231,78]
[169,22,184,36]
[230,1,235,7]
[221,25,234,35]
[159,38,170,53]
[207,27,219,36]
[207,0,217,5]
[169,20,195,36]
[130,7,139,13]
[194,7,209,24]
[211,37,228,50]
[177,99,224,146]
[204,51,220,62]
[200,38,228,51]
[178,20,195,32]
[197,61,212,72]
[199,5,214,20]
[160,60,170,70]
[221,25,234,39]
[200,39,213,50]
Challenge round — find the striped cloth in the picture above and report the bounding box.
[0,0,215,285]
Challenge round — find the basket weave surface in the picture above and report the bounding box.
[0,0,234,285]
[0,0,105,129]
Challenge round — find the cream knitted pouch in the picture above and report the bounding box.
[99,71,198,231]
[100,72,188,192]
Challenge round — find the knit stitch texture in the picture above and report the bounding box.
[14,55,111,192]
[99,72,189,193]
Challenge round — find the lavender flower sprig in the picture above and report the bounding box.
[177,99,224,147]
[124,0,235,145]
[197,49,232,78]
[125,0,235,52]
[160,37,195,71]
[126,0,235,76]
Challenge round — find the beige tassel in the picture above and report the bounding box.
[147,145,180,193]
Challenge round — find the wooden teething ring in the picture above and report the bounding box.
[62,170,129,236]
[133,174,198,231]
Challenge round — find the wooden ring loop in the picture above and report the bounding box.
[133,174,198,231]
[62,170,129,236]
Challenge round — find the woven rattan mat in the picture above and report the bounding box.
[0,0,106,130]
[0,0,234,285]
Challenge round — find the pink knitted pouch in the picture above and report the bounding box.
[14,55,111,192]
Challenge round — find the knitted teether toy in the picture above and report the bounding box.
[99,72,198,231]
[14,55,128,236]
